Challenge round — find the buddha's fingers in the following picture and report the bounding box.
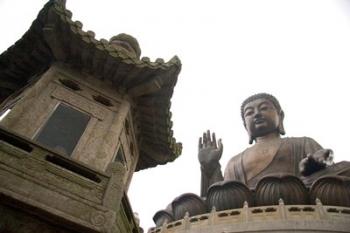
[212,133,217,148]
[203,132,207,147]
[198,137,203,149]
[218,139,223,154]
[207,130,211,144]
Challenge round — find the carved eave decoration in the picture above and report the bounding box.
[0,0,182,171]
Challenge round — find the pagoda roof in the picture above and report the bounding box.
[0,0,182,171]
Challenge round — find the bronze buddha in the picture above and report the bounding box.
[198,93,335,197]
[153,93,350,227]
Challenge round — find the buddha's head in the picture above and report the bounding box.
[109,33,141,59]
[241,93,285,144]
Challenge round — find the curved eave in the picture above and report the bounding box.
[0,0,182,171]
[135,83,183,171]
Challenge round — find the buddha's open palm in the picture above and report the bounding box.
[198,130,223,166]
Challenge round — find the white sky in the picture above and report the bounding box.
[1,0,350,231]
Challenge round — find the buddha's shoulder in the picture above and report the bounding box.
[281,136,317,143]
[227,150,245,166]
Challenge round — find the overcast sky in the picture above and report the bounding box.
[1,0,350,230]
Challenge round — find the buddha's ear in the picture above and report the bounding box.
[278,110,286,135]
[244,120,254,144]
[249,135,254,144]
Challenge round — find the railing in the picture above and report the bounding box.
[149,199,350,233]
[0,126,133,233]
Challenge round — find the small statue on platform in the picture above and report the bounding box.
[198,93,335,197]
[109,33,141,59]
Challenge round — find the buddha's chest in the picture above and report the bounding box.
[243,141,291,181]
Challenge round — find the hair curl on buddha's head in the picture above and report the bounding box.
[241,93,285,143]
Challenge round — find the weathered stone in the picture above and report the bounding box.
[0,1,182,233]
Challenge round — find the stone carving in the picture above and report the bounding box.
[109,33,141,59]
[198,93,337,197]
[90,212,106,226]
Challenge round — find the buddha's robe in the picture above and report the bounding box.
[200,137,322,197]
[224,137,322,188]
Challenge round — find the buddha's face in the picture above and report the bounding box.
[243,98,281,139]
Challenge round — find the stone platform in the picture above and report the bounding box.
[149,201,350,233]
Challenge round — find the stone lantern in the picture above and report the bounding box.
[0,1,181,233]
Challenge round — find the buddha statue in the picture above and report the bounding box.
[198,93,337,197]
[152,93,350,228]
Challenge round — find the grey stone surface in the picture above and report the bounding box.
[0,127,140,233]
[149,202,350,233]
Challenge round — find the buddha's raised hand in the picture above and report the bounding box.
[198,130,223,168]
